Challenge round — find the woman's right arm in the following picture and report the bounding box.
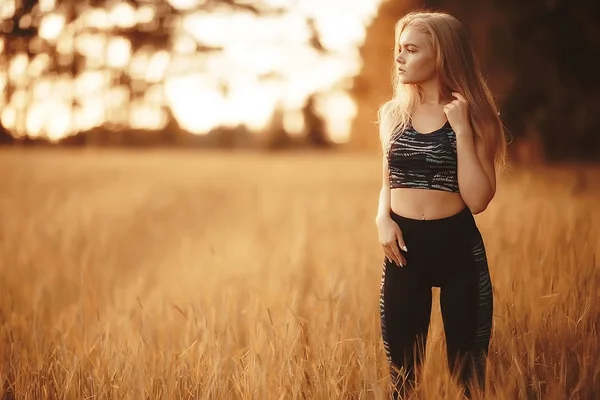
[376,156,392,223]
[375,155,407,267]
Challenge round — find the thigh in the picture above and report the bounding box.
[440,231,493,354]
[381,258,432,344]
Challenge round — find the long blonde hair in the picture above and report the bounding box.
[378,10,508,173]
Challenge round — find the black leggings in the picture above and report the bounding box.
[379,206,493,399]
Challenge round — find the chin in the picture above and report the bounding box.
[399,75,427,86]
[398,76,416,85]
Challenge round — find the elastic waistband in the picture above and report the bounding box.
[389,206,475,231]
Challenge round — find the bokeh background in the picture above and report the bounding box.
[1,1,599,399]
[2,0,599,160]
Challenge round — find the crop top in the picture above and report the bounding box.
[386,120,459,193]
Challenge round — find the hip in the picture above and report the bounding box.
[390,205,481,254]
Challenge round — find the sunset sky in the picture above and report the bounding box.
[0,0,385,143]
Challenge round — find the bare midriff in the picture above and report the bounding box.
[390,188,466,220]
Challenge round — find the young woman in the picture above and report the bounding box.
[375,10,507,400]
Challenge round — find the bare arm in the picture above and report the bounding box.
[375,155,392,223]
[455,126,496,214]
[375,154,407,267]
[445,92,497,214]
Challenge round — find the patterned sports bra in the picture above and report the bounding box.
[386,120,459,193]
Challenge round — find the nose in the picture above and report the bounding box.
[396,52,405,65]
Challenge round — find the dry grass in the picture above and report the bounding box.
[0,148,598,400]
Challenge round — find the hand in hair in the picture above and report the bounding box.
[443,92,472,136]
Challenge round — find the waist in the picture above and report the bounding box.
[390,204,478,241]
[390,188,465,220]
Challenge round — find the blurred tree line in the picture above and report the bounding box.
[425,0,600,162]
[2,0,599,161]
[0,0,332,149]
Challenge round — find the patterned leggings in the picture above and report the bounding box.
[379,206,493,399]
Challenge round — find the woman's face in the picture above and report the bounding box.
[395,26,436,85]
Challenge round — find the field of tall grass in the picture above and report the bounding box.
[0,148,598,399]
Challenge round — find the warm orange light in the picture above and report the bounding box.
[39,13,65,42]
[316,91,358,144]
[165,75,227,134]
[39,0,56,13]
[168,0,207,11]
[130,101,167,130]
[3,0,384,143]
[108,3,137,29]
[8,54,29,86]
[28,54,51,78]
[106,37,131,69]
[146,51,171,83]
[0,74,6,109]
[0,1,16,20]
[136,5,156,25]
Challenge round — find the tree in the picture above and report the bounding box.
[1,0,335,148]
[351,0,600,161]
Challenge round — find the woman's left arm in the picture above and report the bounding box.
[455,130,496,214]
[444,92,496,214]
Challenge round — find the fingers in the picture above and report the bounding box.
[396,231,408,253]
[451,92,467,102]
[381,224,409,267]
[383,244,402,267]
[444,101,460,110]
[383,247,394,264]
[444,93,467,120]
[443,103,454,115]
[388,227,407,267]
[394,234,408,267]
[395,228,408,252]
[390,241,404,267]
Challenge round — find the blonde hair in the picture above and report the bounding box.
[378,10,508,173]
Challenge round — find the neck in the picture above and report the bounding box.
[418,78,447,105]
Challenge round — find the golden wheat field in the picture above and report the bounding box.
[0,148,599,400]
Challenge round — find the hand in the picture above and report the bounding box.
[443,92,472,136]
[376,216,408,267]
